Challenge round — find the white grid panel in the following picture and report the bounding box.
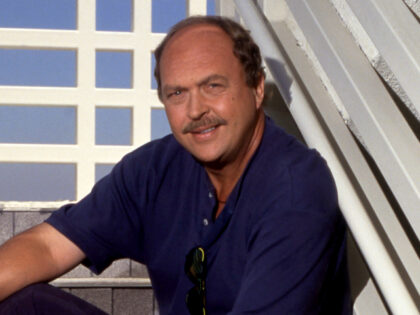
[0,0,208,205]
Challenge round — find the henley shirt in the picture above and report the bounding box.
[46,116,351,314]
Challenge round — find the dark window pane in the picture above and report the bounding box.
[0,0,76,30]
[96,107,132,145]
[0,163,76,201]
[0,106,76,144]
[96,51,132,88]
[151,53,157,90]
[96,0,132,31]
[95,164,115,183]
[207,0,216,15]
[152,0,186,33]
[0,49,76,87]
[151,108,171,140]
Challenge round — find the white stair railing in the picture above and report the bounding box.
[228,0,420,314]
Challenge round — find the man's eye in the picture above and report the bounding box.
[205,83,225,94]
[168,90,182,98]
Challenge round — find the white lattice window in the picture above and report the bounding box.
[0,0,215,210]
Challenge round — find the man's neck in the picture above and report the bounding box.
[205,112,265,218]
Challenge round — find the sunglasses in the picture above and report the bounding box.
[185,246,207,315]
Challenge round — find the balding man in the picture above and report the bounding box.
[0,16,350,314]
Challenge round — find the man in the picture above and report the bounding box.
[0,16,350,314]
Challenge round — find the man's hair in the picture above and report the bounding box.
[154,15,265,99]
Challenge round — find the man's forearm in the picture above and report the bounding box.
[0,223,85,301]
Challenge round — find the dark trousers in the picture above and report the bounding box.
[0,283,107,315]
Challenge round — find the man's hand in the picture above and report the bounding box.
[0,222,85,301]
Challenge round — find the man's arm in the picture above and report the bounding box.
[0,222,86,301]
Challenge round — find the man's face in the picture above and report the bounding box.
[159,24,264,166]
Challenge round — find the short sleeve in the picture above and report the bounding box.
[46,151,149,274]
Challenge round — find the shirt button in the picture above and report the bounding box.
[208,192,213,198]
[203,218,209,226]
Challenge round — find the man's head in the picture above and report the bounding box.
[155,16,266,168]
[154,16,265,100]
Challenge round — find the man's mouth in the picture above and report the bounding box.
[182,117,227,134]
[201,127,216,134]
[193,126,217,134]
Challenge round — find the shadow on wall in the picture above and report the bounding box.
[347,234,382,312]
[263,82,304,143]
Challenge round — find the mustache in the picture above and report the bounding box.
[182,116,227,134]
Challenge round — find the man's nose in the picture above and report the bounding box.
[187,91,209,120]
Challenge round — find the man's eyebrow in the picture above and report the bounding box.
[198,74,228,86]
[162,75,228,94]
[162,84,185,94]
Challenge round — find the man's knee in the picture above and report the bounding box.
[0,283,107,315]
[0,283,43,315]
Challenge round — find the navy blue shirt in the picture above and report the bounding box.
[46,116,351,314]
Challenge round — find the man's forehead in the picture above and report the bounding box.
[170,23,227,41]
[163,23,231,54]
[159,23,242,90]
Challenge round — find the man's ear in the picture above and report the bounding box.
[254,75,265,109]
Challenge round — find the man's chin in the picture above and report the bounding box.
[176,137,227,167]
[190,152,225,169]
